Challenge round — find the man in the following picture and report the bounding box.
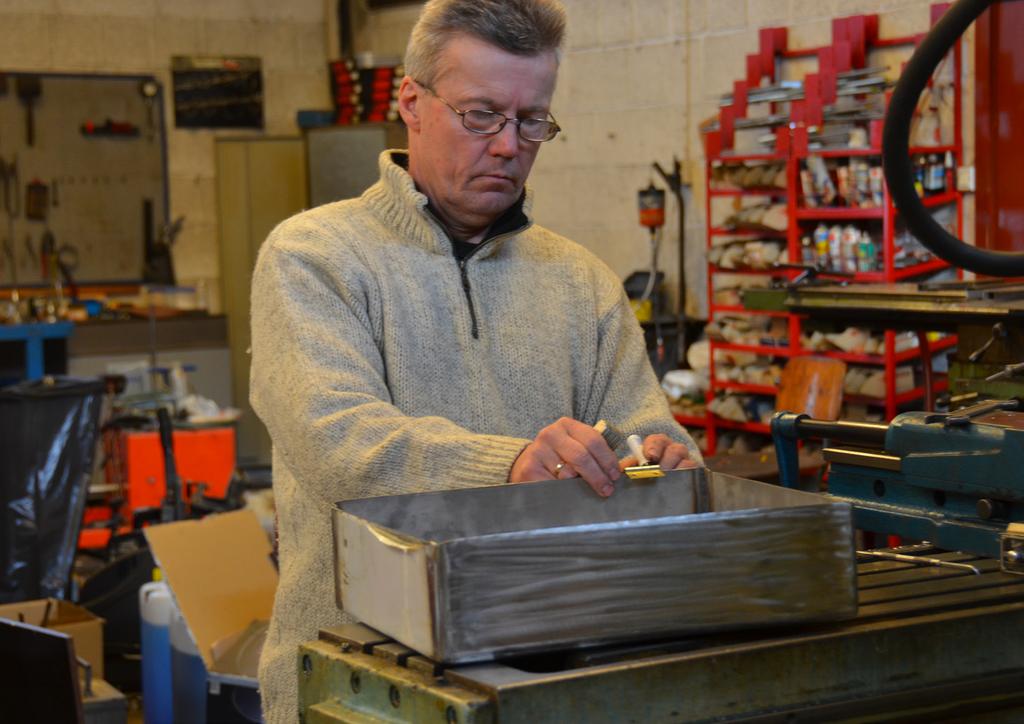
[251,0,700,719]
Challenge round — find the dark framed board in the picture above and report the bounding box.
[172,56,263,130]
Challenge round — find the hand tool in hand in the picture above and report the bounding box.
[593,419,665,480]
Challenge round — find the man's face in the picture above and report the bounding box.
[400,34,558,239]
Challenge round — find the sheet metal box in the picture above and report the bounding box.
[333,469,857,663]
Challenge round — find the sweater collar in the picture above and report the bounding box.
[364,150,534,257]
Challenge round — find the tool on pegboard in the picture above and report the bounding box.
[24,233,36,265]
[25,179,49,221]
[16,75,42,147]
[40,229,79,300]
[140,78,160,138]
[1,155,21,315]
[81,119,140,137]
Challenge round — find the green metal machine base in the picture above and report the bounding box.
[299,639,493,723]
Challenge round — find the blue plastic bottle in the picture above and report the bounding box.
[140,579,173,724]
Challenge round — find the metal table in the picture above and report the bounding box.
[299,545,1024,723]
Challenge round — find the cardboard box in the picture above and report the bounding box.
[144,509,277,677]
[0,598,105,679]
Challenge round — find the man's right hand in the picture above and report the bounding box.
[509,417,622,497]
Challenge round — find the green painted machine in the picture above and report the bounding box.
[772,402,1024,573]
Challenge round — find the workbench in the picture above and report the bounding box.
[299,545,1024,723]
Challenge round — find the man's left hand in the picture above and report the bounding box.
[620,433,699,472]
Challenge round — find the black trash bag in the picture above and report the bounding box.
[0,376,104,603]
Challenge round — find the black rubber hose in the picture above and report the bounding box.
[882,0,1024,277]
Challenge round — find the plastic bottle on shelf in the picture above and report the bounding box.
[813,223,829,267]
[837,166,850,207]
[801,235,816,266]
[857,230,877,272]
[827,225,843,271]
[926,154,944,193]
[841,225,860,273]
[914,156,927,196]
[852,159,870,207]
[944,151,955,193]
[869,166,885,207]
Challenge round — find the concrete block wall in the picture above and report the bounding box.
[0,0,333,312]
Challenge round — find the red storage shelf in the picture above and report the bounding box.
[708,188,788,197]
[674,414,709,428]
[714,381,779,395]
[698,3,963,455]
[713,341,796,357]
[709,227,788,237]
[710,305,792,317]
[708,264,793,276]
[824,335,956,365]
[795,206,885,220]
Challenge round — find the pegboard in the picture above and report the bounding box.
[0,72,168,285]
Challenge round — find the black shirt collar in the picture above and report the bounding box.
[426,193,528,261]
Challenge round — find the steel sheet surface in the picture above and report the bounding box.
[333,469,857,662]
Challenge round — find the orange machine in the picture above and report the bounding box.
[80,425,237,549]
[115,425,236,509]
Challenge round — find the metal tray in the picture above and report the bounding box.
[332,468,857,663]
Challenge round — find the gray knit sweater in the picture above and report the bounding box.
[250,150,700,722]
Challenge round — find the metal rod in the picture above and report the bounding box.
[858,550,982,575]
[653,157,687,367]
[795,418,890,446]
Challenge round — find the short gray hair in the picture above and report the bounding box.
[404,0,566,87]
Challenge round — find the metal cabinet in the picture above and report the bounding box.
[216,137,308,465]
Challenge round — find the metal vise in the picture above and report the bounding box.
[772,399,1024,574]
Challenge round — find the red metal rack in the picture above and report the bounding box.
[697,4,962,456]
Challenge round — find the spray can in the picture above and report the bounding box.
[827,225,843,270]
[841,225,860,273]
[869,166,885,206]
[857,229,876,272]
[926,154,944,193]
[813,223,830,267]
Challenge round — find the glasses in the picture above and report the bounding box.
[416,81,560,143]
